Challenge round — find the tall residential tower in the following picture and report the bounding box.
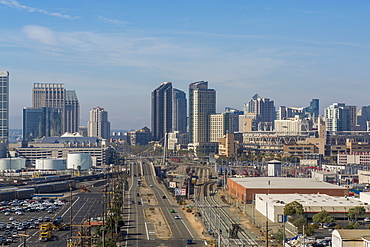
[188,81,216,143]
[88,107,110,139]
[324,103,350,132]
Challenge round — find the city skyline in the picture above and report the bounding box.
[2,1,370,130]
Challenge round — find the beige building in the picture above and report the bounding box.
[188,81,216,144]
[218,133,236,157]
[274,116,310,135]
[238,113,257,132]
[283,143,318,157]
[346,140,370,153]
[209,113,233,142]
[332,230,370,247]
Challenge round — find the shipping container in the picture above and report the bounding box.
[16,188,35,199]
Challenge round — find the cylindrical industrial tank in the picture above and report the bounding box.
[35,159,66,170]
[0,158,26,170]
[67,153,91,170]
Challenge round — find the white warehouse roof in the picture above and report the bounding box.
[230,177,344,190]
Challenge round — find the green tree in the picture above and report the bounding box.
[312,210,333,226]
[272,228,285,245]
[305,224,318,236]
[348,206,366,220]
[97,237,116,247]
[292,217,307,231]
[345,221,360,229]
[284,201,304,216]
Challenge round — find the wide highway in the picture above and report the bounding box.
[122,160,202,247]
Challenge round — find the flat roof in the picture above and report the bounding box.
[230,177,345,190]
[334,229,370,240]
[256,193,366,208]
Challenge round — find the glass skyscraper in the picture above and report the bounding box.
[151,82,173,141]
[0,71,8,141]
[23,107,63,141]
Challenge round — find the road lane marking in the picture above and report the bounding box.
[144,222,149,240]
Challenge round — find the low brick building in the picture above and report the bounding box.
[228,177,349,203]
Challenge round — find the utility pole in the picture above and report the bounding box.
[69,182,73,245]
[266,202,269,247]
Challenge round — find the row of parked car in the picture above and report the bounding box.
[0,198,66,215]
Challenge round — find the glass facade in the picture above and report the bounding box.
[0,71,9,141]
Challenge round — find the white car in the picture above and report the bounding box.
[15,211,23,215]
[8,217,14,221]
[365,217,370,222]
[174,215,181,219]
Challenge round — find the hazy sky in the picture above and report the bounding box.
[2,0,370,130]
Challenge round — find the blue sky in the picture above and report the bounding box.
[2,0,370,130]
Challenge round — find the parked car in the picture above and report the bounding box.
[324,222,336,228]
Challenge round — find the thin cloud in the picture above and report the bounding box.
[0,0,79,20]
[98,16,130,26]
[22,25,58,46]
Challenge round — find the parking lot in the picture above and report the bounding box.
[0,198,68,245]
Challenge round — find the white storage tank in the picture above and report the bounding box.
[35,159,66,170]
[0,158,26,170]
[67,153,91,170]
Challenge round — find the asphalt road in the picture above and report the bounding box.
[122,160,203,247]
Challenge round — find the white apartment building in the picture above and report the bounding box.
[88,107,110,139]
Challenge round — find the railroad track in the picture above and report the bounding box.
[202,182,259,246]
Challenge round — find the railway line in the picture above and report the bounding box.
[200,182,259,247]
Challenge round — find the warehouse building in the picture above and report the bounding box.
[228,177,349,203]
[256,193,369,222]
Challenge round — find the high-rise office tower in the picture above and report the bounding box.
[32,83,80,133]
[172,88,187,133]
[324,103,350,131]
[345,105,357,130]
[357,106,370,131]
[188,81,216,143]
[0,72,9,142]
[32,83,65,108]
[151,82,173,141]
[244,93,275,130]
[224,107,243,132]
[23,107,63,141]
[304,99,319,119]
[88,107,110,139]
[64,90,80,133]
